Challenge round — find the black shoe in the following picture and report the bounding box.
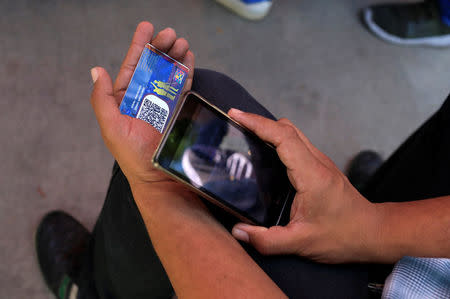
[36,211,90,299]
[362,0,450,46]
[347,150,383,192]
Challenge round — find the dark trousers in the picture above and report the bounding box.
[81,69,450,299]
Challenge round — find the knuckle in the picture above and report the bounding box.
[283,125,298,139]
[317,164,344,191]
[278,118,294,127]
[314,163,333,184]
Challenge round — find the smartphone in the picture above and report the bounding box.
[152,91,295,227]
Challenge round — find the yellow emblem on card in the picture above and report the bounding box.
[151,80,179,101]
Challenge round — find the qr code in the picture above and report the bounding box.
[136,96,169,132]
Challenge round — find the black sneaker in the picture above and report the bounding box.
[362,0,450,46]
[347,150,383,192]
[36,211,90,299]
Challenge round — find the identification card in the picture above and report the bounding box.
[119,43,189,133]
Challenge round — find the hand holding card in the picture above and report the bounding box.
[119,44,190,133]
[90,22,194,189]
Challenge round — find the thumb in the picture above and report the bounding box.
[232,223,299,255]
[90,67,121,130]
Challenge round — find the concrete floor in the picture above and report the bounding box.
[1,0,449,297]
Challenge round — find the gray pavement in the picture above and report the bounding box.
[1,0,449,297]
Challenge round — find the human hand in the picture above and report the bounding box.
[90,22,194,190]
[228,109,381,264]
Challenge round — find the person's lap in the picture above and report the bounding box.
[88,69,450,299]
[86,69,368,299]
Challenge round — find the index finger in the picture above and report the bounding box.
[228,109,317,175]
[278,118,339,172]
[113,21,154,100]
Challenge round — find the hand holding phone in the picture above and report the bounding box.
[228,110,378,264]
[153,92,295,227]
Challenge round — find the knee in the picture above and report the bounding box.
[192,68,242,94]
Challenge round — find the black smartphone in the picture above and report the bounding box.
[153,91,295,227]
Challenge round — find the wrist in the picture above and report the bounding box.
[360,202,386,262]
[370,202,420,263]
[341,200,379,263]
[130,180,205,214]
[362,202,407,263]
[130,180,211,233]
[131,180,189,202]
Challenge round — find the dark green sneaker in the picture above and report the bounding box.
[362,0,450,46]
[36,211,90,299]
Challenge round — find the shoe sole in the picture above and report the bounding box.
[363,8,450,47]
[215,0,272,21]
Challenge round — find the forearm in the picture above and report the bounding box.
[131,182,286,299]
[370,196,450,263]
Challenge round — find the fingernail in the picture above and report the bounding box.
[90,68,99,83]
[232,227,249,242]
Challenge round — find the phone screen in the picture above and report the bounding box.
[154,93,293,226]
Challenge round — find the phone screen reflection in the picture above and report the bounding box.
[167,99,286,224]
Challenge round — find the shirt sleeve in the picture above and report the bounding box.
[382,256,450,298]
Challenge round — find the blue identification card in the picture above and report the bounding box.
[119,43,189,133]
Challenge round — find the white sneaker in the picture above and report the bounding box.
[215,0,273,20]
